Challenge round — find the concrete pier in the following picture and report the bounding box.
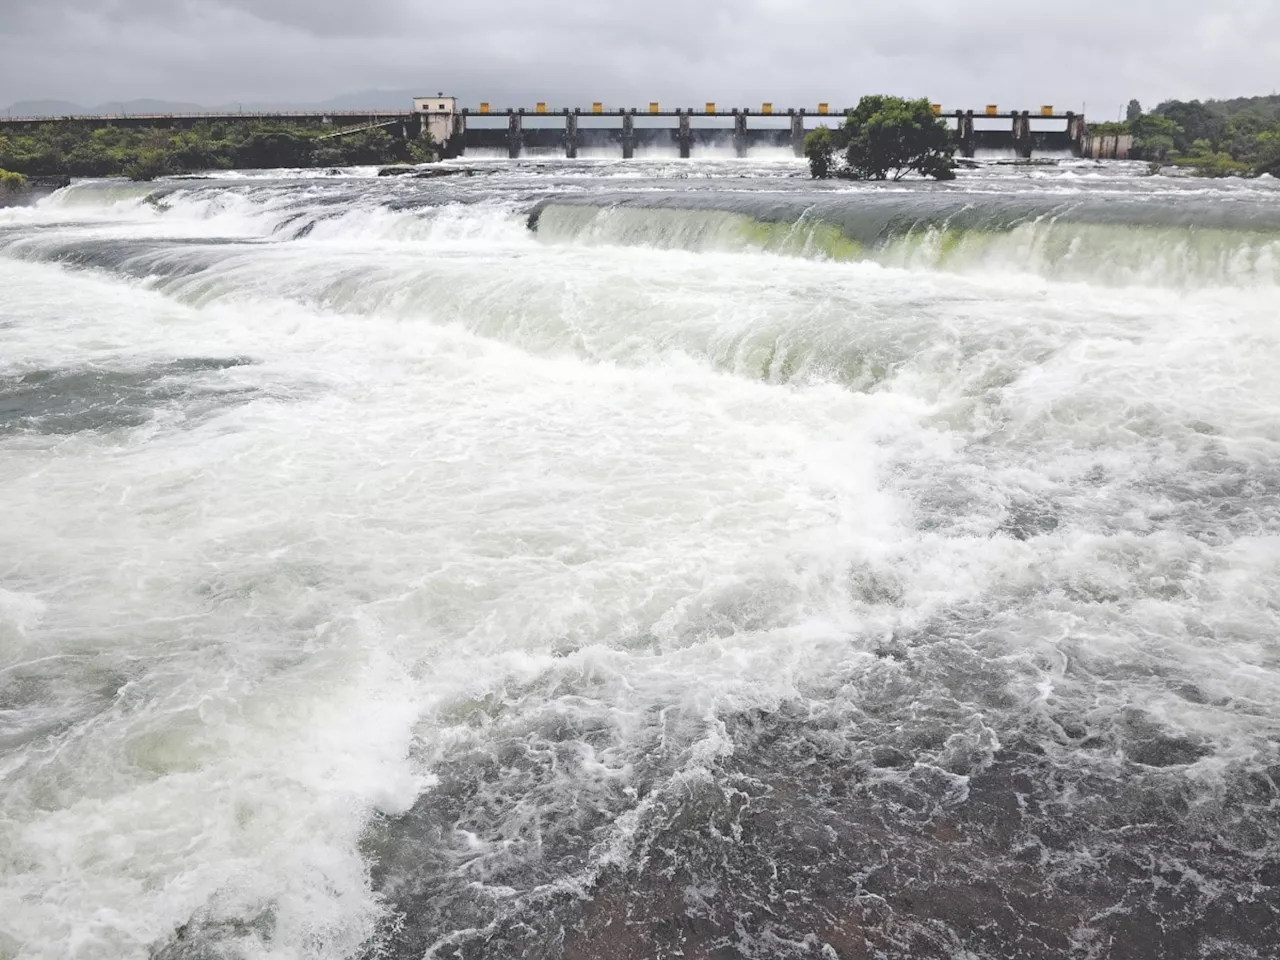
[956,111,976,158]
[678,111,692,159]
[790,110,806,157]
[565,110,579,159]
[1082,131,1134,159]
[622,111,636,160]
[507,110,522,159]
[733,110,749,159]
[1012,111,1032,159]
[1067,112,1086,144]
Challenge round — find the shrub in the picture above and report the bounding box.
[122,151,172,182]
[0,168,27,191]
[1172,140,1250,178]
[1131,114,1181,160]
[406,138,437,164]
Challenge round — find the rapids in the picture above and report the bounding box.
[0,156,1278,960]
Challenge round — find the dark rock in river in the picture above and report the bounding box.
[414,167,489,179]
[377,165,488,179]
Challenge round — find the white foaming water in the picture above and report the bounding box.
[1,159,1279,959]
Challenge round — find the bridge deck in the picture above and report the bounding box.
[461,109,1074,120]
[0,111,413,124]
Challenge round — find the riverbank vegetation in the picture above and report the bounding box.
[1094,95,1280,178]
[0,121,435,180]
[804,96,955,181]
[0,168,27,191]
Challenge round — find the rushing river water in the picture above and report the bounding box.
[1,156,1279,960]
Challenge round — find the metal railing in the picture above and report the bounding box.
[0,110,415,122]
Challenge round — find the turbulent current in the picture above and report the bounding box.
[1,156,1279,960]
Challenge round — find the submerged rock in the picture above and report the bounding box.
[0,174,70,207]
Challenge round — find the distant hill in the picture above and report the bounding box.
[293,89,426,112]
[5,99,87,117]
[3,90,430,118]
[93,98,210,115]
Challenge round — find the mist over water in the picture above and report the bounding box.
[1,156,1278,960]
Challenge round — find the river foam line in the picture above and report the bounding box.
[528,193,1280,287]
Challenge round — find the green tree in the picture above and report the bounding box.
[0,119,423,177]
[1131,114,1181,159]
[843,96,956,180]
[1154,100,1227,153]
[1253,132,1280,177]
[1224,112,1280,161]
[1126,99,1143,122]
[332,128,400,166]
[1211,94,1280,121]
[405,137,437,164]
[804,126,834,179]
[123,151,173,182]
[233,130,314,169]
[809,96,955,181]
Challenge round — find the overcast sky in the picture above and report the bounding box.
[3,0,1278,116]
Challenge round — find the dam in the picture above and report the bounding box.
[419,99,1089,159]
[0,98,1101,160]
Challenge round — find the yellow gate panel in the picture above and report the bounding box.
[479,102,490,114]
[818,103,829,115]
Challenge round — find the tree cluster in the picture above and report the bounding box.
[803,96,956,182]
[1094,96,1280,178]
[0,121,436,181]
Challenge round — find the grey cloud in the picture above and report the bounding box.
[2,0,1278,117]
